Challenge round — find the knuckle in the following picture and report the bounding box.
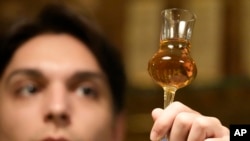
[193,116,210,129]
[175,112,190,125]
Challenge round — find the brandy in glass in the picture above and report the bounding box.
[148,8,197,108]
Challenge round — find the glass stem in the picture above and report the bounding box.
[160,86,177,141]
[163,86,177,108]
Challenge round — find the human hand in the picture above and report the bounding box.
[150,101,229,141]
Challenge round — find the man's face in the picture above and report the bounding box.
[0,34,123,141]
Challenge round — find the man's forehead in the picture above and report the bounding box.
[2,33,103,79]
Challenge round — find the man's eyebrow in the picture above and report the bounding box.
[5,69,45,84]
[4,69,107,86]
[67,71,108,85]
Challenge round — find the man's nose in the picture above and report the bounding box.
[44,83,71,127]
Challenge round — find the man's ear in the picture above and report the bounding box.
[113,112,126,141]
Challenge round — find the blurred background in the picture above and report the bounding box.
[1,0,250,140]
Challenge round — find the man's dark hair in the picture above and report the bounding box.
[0,3,126,114]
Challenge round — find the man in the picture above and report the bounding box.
[0,3,229,141]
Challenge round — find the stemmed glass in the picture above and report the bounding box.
[148,7,197,128]
[148,8,197,140]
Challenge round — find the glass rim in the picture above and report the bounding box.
[161,8,197,21]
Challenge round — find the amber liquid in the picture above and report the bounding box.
[148,39,197,89]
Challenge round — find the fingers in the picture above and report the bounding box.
[187,117,228,141]
[204,128,229,141]
[150,101,229,141]
[150,101,199,140]
[205,124,229,141]
[169,112,197,141]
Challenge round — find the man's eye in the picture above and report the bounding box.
[17,83,39,96]
[76,85,97,98]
